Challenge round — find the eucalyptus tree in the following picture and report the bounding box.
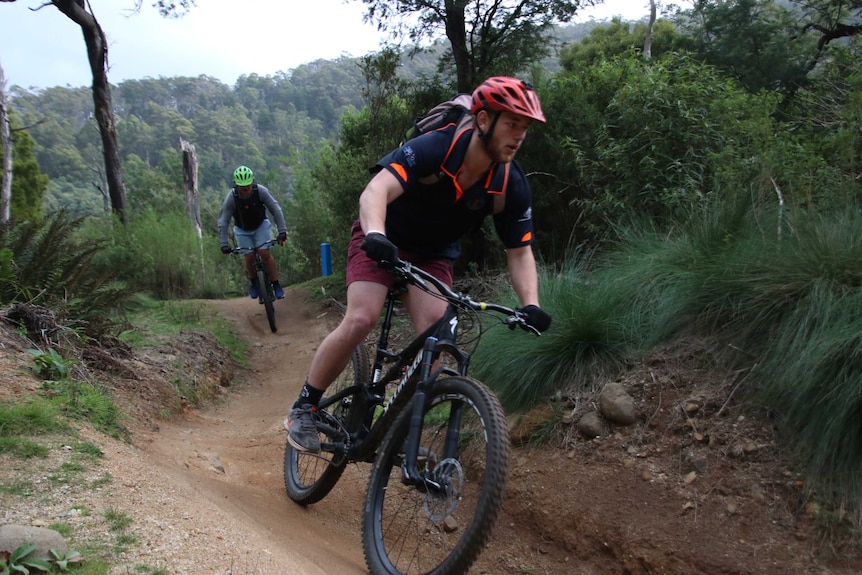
[0,0,197,224]
[793,0,862,53]
[355,0,596,92]
[673,0,816,97]
[2,0,128,222]
[1,63,10,223]
[10,128,48,222]
[1,64,48,224]
[560,17,684,69]
[9,86,93,172]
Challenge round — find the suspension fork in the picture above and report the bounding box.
[401,335,439,487]
[399,303,466,491]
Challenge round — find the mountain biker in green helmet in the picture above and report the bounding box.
[217,165,288,300]
[285,77,552,452]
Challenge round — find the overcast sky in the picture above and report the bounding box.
[0,0,656,91]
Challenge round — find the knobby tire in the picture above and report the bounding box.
[284,346,371,505]
[257,268,277,333]
[362,376,510,575]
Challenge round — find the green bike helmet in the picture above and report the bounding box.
[233,165,254,186]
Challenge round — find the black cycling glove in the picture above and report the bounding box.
[361,232,398,269]
[519,305,552,333]
[277,232,287,246]
[220,245,232,255]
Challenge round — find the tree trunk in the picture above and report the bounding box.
[51,0,127,224]
[180,138,202,238]
[444,0,471,92]
[0,63,11,224]
[644,0,656,60]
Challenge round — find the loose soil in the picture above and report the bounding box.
[2,287,862,574]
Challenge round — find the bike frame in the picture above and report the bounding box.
[316,262,521,490]
[285,260,537,575]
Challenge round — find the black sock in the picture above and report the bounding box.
[294,381,323,409]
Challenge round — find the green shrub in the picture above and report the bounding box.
[0,210,134,327]
[0,543,51,573]
[28,348,75,380]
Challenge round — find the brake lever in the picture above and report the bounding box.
[507,314,541,335]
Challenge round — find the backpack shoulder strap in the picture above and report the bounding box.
[450,94,473,138]
[231,186,246,228]
[490,163,510,215]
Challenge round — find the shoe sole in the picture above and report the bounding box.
[284,417,320,453]
[286,433,320,453]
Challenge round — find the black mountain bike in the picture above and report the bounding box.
[230,239,278,333]
[283,259,541,575]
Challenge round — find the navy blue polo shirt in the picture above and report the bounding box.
[375,125,535,260]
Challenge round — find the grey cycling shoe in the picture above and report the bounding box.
[285,405,321,453]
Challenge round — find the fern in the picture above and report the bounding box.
[0,210,134,332]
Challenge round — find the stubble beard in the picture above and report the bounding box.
[486,138,518,164]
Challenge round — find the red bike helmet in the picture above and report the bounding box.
[471,77,546,124]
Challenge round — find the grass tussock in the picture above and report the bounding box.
[473,198,862,512]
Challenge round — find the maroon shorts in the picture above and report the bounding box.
[345,220,454,289]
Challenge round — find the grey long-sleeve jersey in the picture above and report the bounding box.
[217,183,287,246]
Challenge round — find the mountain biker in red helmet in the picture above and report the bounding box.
[217,165,288,300]
[285,77,552,452]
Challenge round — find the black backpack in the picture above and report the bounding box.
[232,183,261,230]
[404,93,473,143]
[402,94,508,215]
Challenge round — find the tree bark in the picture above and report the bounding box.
[0,62,11,224]
[443,0,471,92]
[51,0,128,224]
[180,138,202,238]
[644,0,656,60]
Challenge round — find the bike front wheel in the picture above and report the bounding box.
[362,376,510,575]
[284,345,370,505]
[256,268,277,332]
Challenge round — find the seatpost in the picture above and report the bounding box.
[371,290,398,387]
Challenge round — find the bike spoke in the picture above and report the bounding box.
[370,389,496,575]
[284,346,371,505]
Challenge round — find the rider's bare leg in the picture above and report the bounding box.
[402,282,448,333]
[243,253,256,279]
[305,280,389,392]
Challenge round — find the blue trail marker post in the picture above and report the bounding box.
[321,242,332,276]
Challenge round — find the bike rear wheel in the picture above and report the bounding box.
[284,345,371,505]
[362,376,510,575]
[256,268,277,332]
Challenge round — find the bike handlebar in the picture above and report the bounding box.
[229,239,278,255]
[390,258,541,336]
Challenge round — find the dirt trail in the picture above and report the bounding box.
[108,288,862,575]
[131,292,371,574]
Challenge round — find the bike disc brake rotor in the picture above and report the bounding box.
[422,457,464,523]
